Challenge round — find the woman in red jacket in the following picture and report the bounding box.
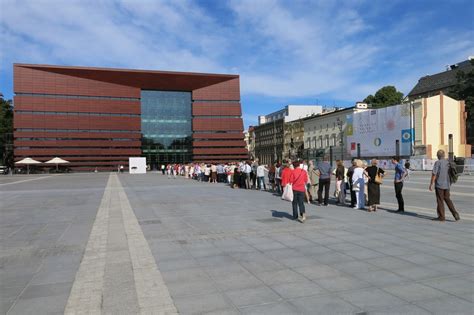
[290,161,309,222]
[280,162,293,189]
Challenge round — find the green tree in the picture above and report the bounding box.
[0,94,14,168]
[447,59,474,141]
[363,86,404,108]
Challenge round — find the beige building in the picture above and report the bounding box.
[303,107,358,161]
[412,93,471,159]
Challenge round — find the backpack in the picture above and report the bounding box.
[448,161,458,184]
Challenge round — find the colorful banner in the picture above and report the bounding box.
[347,104,412,157]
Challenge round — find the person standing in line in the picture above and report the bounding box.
[317,157,332,206]
[280,161,293,192]
[362,160,369,204]
[166,164,171,179]
[216,164,224,183]
[196,164,202,181]
[189,164,194,179]
[249,160,255,189]
[404,160,411,181]
[173,164,179,179]
[392,156,406,213]
[204,164,211,182]
[307,160,319,203]
[268,163,276,192]
[302,160,308,171]
[226,164,233,185]
[352,159,366,210]
[366,159,385,212]
[429,150,460,221]
[243,161,252,189]
[238,161,245,188]
[210,164,217,183]
[233,166,240,188]
[289,161,309,222]
[184,164,189,179]
[335,160,346,205]
[256,164,267,190]
[275,163,282,194]
[346,159,357,208]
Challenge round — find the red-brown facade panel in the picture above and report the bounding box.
[192,78,240,101]
[14,96,140,114]
[14,114,141,130]
[14,66,140,98]
[193,140,247,147]
[192,118,244,131]
[193,148,248,155]
[192,133,244,140]
[193,155,249,161]
[16,148,141,156]
[13,64,248,169]
[192,103,242,116]
[15,140,141,147]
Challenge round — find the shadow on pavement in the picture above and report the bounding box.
[382,208,435,221]
[270,210,294,220]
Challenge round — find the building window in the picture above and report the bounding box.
[141,90,192,164]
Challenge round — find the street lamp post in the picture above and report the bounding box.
[336,118,344,160]
[273,119,277,163]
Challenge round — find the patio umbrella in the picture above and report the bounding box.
[15,157,42,174]
[44,157,70,171]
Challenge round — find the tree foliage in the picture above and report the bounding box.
[0,95,14,168]
[447,59,474,133]
[363,86,404,108]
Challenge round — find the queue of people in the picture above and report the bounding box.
[159,149,460,222]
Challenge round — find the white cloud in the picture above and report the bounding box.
[0,0,223,72]
[0,0,472,104]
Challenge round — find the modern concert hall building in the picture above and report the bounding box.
[13,64,248,171]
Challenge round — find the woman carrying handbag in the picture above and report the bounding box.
[366,159,385,212]
[288,161,309,222]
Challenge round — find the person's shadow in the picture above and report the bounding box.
[271,210,294,220]
[383,208,435,221]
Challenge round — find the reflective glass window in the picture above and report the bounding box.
[141,90,192,165]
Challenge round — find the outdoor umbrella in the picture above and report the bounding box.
[44,157,70,171]
[15,157,42,174]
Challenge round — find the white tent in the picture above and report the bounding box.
[15,157,42,174]
[44,157,70,171]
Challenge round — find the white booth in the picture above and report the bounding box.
[129,157,147,174]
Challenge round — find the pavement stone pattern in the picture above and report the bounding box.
[64,174,177,314]
[0,172,473,314]
[64,175,111,314]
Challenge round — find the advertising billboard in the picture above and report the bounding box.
[346,104,413,157]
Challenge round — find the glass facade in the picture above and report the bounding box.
[141,90,192,166]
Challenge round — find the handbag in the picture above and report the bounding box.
[374,167,383,184]
[282,184,294,202]
[353,181,360,191]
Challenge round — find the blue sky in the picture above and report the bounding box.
[1,0,473,128]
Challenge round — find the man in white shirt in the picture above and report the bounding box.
[256,164,268,190]
[243,162,252,189]
[275,163,282,194]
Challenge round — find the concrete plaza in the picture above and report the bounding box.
[1,172,473,314]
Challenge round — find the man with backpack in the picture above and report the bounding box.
[429,150,460,221]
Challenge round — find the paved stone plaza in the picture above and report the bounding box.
[1,172,473,314]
